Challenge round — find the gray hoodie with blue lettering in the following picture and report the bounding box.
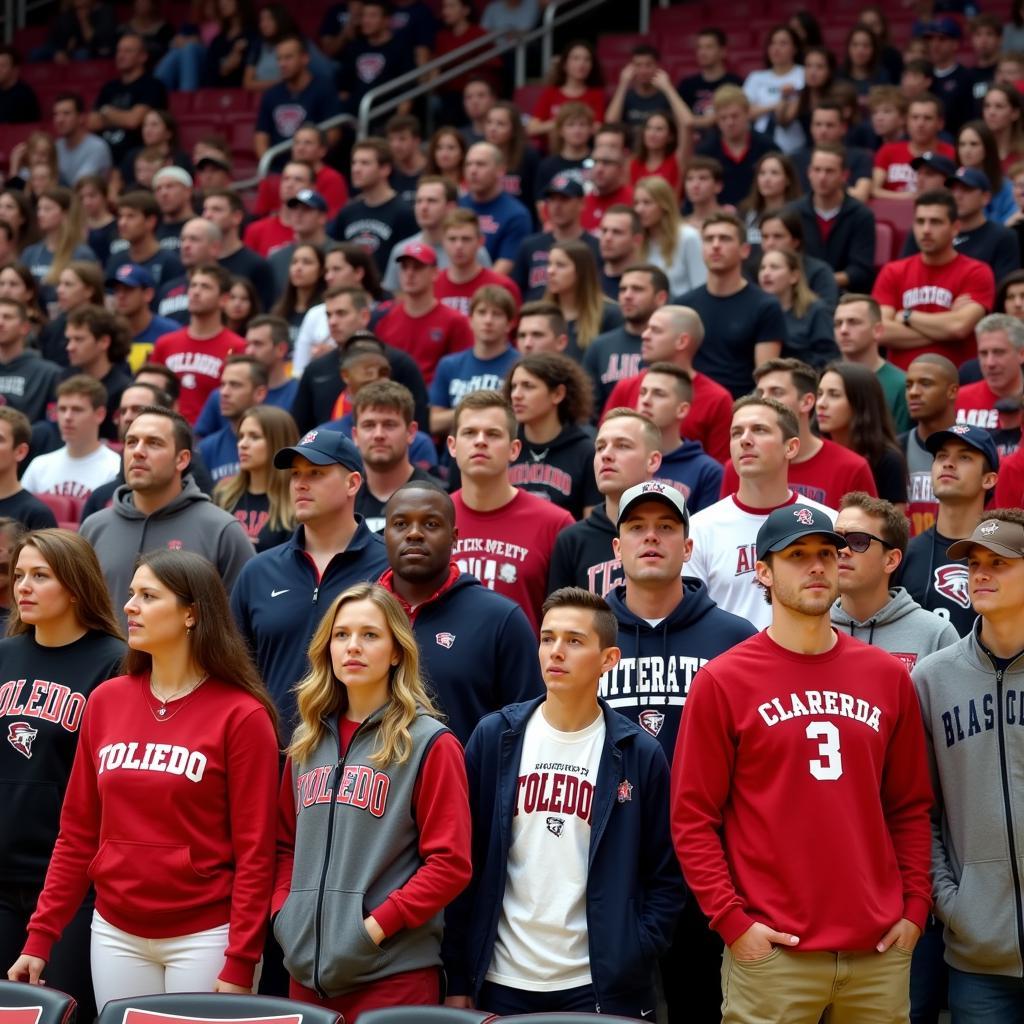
[912,627,1024,977]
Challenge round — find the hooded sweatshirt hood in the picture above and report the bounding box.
[547,502,621,595]
[510,423,599,520]
[654,440,724,514]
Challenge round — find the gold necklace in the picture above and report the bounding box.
[149,674,208,720]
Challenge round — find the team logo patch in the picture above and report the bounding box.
[617,779,633,803]
[301,430,318,444]
[794,508,815,525]
[356,53,386,83]
[638,709,665,737]
[545,816,565,837]
[950,424,971,435]
[272,103,307,139]
[166,539,183,551]
[435,632,455,649]
[892,652,919,670]
[980,520,999,535]
[8,721,38,759]
[934,564,972,609]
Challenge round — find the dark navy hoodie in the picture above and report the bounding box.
[653,441,724,514]
[602,578,756,758]
[548,504,621,596]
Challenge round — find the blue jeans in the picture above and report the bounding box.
[948,967,1024,1023]
[911,914,948,1023]
[155,41,205,91]
[477,981,597,1015]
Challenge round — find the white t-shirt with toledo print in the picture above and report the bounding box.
[486,705,606,992]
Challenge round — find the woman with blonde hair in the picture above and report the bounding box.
[274,582,471,1022]
[19,188,95,301]
[37,260,105,363]
[214,405,297,552]
[633,176,705,296]
[543,239,623,359]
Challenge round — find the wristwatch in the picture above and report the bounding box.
[901,309,913,326]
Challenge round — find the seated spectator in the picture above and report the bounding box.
[0,299,61,425]
[633,176,705,296]
[0,264,46,343]
[696,85,776,207]
[681,156,727,233]
[597,205,644,300]
[982,85,1023,172]
[37,259,106,366]
[8,132,58,197]
[193,140,234,192]
[527,39,605,140]
[738,152,801,259]
[544,239,624,360]
[151,167,196,255]
[390,0,440,67]
[329,138,418,275]
[926,17,974,134]
[957,120,1017,223]
[87,32,168,167]
[243,2,333,92]
[866,85,908,149]
[430,283,519,434]
[0,46,39,124]
[536,102,593,204]
[105,190,185,296]
[198,0,257,89]
[859,5,902,83]
[485,101,541,217]
[955,313,1024,428]
[268,190,329,296]
[270,242,325,341]
[213,403,297,551]
[200,188,276,310]
[39,0,117,62]
[758,208,839,311]
[515,300,570,355]
[386,114,428,204]
[72,177,115,268]
[435,209,522,317]
[20,188,96,308]
[53,93,112,187]
[425,125,468,189]
[816,362,908,507]
[459,74,496,145]
[109,262,179,366]
[122,0,174,66]
[244,159,315,258]
[629,114,692,205]
[157,217,223,323]
[581,124,635,234]
[507,352,598,518]
[198,354,269,481]
[873,93,953,198]
[742,25,805,153]
[0,189,37,253]
[791,100,874,203]
[480,0,539,37]
[224,278,261,342]
[607,45,677,133]
[837,23,892,103]
[115,109,193,195]
[432,0,500,126]
[317,0,361,57]
[676,27,743,131]
[758,249,837,369]
[0,408,58,528]
[22,376,120,500]
[64,304,133,436]
[900,55,934,102]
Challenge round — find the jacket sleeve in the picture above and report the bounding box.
[845,206,877,293]
[217,518,256,591]
[291,369,317,434]
[272,757,297,917]
[229,561,255,649]
[495,605,546,707]
[546,530,577,593]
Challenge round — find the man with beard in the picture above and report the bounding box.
[379,480,542,743]
[673,503,932,1023]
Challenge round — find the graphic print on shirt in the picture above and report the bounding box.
[162,352,226,393]
[0,678,87,733]
[7,721,38,758]
[453,536,527,589]
[933,690,1018,748]
[96,740,208,781]
[294,762,392,817]
[515,756,595,827]
[933,564,971,609]
[598,655,708,711]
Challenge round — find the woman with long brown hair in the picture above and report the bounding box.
[9,550,279,1008]
[19,188,95,304]
[37,260,105,363]
[272,243,326,342]
[0,529,125,1022]
[274,582,471,1022]
[543,239,623,359]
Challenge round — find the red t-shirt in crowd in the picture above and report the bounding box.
[532,85,606,128]
[995,445,1024,506]
[151,325,247,424]
[242,214,295,258]
[629,155,681,195]
[451,487,573,632]
[254,166,350,218]
[434,267,523,318]
[603,369,733,464]
[955,379,1002,429]
[718,438,878,507]
[873,140,955,193]
[872,251,995,370]
[375,300,474,383]
[581,184,635,234]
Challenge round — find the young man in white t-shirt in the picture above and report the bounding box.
[21,376,120,500]
[688,395,835,628]
[444,587,684,1018]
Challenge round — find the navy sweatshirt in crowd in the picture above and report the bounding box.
[602,579,757,758]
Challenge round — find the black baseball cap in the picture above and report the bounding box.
[545,174,585,199]
[925,423,1000,471]
[755,503,845,556]
[910,152,956,177]
[274,429,364,472]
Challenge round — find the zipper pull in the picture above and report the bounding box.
[312,585,319,604]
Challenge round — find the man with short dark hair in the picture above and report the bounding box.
[873,94,954,198]
[955,313,1024,429]
[516,302,570,355]
[791,102,874,202]
[682,157,728,232]
[197,355,269,481]
[597,206,645,300]
[926,18,974,133]
[434,209,522,317]
[581,125,635,234]
[52,91,111,185]
[676,28,743,130]
[201,188,276,309]
[387,114,428,203]
[81,406,253,621]
[64,304,133,438]
[0,299,61,425]
[0,45,40,124]
[105,192,185,294]
[695,85,774,206]
[0,407,57,528]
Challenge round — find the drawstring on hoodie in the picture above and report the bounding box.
[846,618,877,645]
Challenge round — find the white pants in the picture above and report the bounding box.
[90,911,257,1009]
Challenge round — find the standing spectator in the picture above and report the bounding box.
[433,210,521,318]
[0,529,124,1023]
[213,404,297,552]
[0,408,58,528]
[527,39,605,140]
[329,139,418,275]
[88,32,168,166]
[673,504,932,1023]
[676,28,743,130]
[9,550,278,1006]
[899,423,999,636]
[52,94,112,186]
[105,192,185,294]
[484,103,540,217]
[201,189,276,311]
[150,263,246,424]
[757,249,837,369]
[580,125,635,235]
[243,161,315,260]
[198,355,269,482]
[21,377,119,500]
[448,391,573,630]
[0,300,60,426]
[597,206,645,301]
[634,177,705,297]
[678,213,786,399]
[873,94,954,198]
[742,25,806,154]
[0,46,40,123]
[507,352,598,519]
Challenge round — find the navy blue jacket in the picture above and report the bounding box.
[653,441,724,515]
[444,697,685,1013]
[603,579,757,759]
[230,519,388,727]
[382,570,544,745]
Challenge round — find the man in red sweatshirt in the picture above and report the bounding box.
[671,502,933,1022]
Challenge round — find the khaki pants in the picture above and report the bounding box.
[720,944,912,1023]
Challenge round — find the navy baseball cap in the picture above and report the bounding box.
[947,166,992,192]
[545,174,585,199]
[274,429,364,472]
[107,263,155,289]
[287,188,328,212]
[617,480,690,530]
[928,16,963,38]
[910,152,956,177]
[925,423,1000,470]
[755,503,844,557]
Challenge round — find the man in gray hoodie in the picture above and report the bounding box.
[80,406,253,623]
[831,491,960,669]
[913,510,1024,1022]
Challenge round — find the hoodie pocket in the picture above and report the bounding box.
[87,839,223,914]
[275,888,319,988]
[947,862,1019,969]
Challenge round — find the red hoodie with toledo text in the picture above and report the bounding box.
[671,630,933,951]
[22,674,279,988]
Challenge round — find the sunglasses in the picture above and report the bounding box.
[837,530,894,553]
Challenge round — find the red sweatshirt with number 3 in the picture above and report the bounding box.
[671,630,933,951]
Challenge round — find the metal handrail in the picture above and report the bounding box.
[236,113,359,190]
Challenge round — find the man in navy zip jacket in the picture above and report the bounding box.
[229,429,387,727]
[444,587,684,1017]
[605,479,755,1024]
[379,481,544,744]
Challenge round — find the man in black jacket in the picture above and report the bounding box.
[788,143,877,293]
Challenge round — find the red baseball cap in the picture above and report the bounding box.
[397,240,438,266]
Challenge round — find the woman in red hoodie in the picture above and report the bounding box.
[8,550,280,1008]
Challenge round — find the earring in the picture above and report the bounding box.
[186,624,194,637]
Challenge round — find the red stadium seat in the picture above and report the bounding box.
[874,220,895,267]
[869,197,915,257]
[95,992,339,1024]
[168,92,194,117]
[192,88,257,115]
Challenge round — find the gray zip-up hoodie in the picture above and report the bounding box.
[274,707,449,997]
[80,477,253,620]
[831,587,961,670]
[912,627,1024,977]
